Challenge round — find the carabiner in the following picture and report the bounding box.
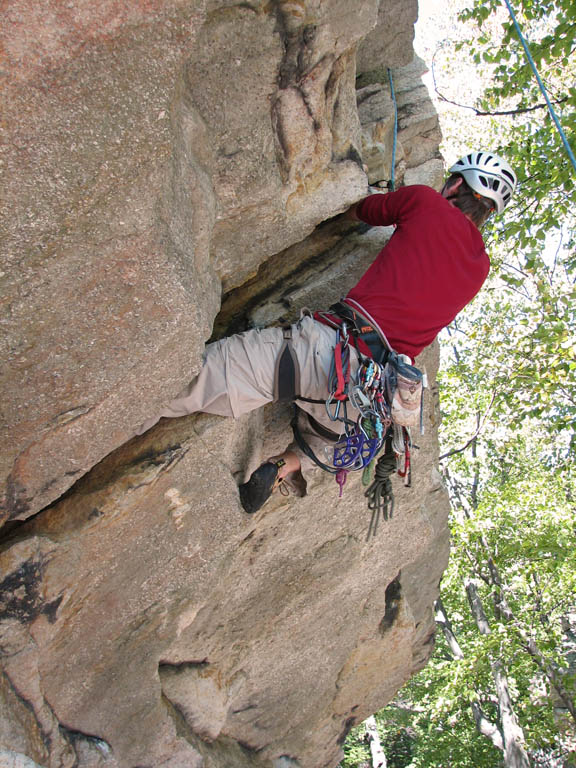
[325,393,342,422]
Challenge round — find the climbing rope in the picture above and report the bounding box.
[503,0,576,175]
[387,67,398,191]
[364,438,397,538]
[370,69,397,190]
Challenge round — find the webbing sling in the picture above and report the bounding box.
[277,324,399,524]
[291,406,340,475]
[305,411,340,442]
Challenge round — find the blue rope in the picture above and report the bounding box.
[387,68,398,191]
[502,0,576,175]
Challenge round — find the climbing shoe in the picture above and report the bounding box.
[239,459,286,514]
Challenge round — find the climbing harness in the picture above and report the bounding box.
[291,320,390,489]
[317,299,391,364]
[320,299,425,430]
[325,322,390,490]
[503,0,576,175]
[289,299,425,513]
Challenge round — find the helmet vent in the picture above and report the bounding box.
[448,151,516,212]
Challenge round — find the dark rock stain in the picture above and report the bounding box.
[0,558,43,623]
[4,476,31,522]
[337,716,356,745]
[159,659,209,675]
[211,219,367,339]
[379,575,402,634]
[232,703,258,714]
[59,724,112,756]
[42,595,63,624]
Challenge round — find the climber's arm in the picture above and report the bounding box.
[342,202,362,221]
[342,186,390,222]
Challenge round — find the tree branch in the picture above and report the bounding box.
[434,88,568,116]
[471,702,505,751]
[465,580,531,768]
[472,546,576,726]
[465,578,492,635]
[430,53,568,116]
[521,636,576,723]
[364,716,387,768]
[435,598,465,659]
[439,391,497,461]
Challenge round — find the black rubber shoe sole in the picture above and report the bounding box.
[239,462,281,514]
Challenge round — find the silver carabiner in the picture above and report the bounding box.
[326,393,342,422]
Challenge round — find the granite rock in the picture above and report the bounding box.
[0,1,451,766]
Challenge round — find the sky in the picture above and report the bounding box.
[413,0,511,164]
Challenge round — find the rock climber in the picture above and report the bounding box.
[136,151,516,514]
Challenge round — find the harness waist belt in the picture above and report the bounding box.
[323,301,391,364]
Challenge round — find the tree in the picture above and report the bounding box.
[435,594,530,766]
[342,438,575,767]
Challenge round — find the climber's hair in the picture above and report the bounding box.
[442,173,495,228]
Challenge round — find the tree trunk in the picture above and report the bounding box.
[471,701,505,751]
[466,579,531,768]
[435,599,504,751]
[469,536,576,726]
[364,716,387,768]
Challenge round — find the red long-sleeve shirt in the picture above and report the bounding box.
[345,185,489,359]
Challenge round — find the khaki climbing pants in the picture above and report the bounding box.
[136,314,362,472]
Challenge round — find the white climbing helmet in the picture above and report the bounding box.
[449,151,517,213]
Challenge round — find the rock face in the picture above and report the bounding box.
[0,1,450,767]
